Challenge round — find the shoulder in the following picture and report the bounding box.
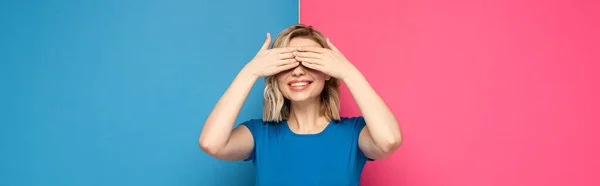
[241,118,265,126]
[337,116,366,126]
[239,119,283,132]
[240,119,265,130]
[239,119,286,144]
[339,116,364,122]
[334,116,366,132]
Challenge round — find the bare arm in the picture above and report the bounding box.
[344,69,403,160]
[199,33,299,161]
[198,69,259,161]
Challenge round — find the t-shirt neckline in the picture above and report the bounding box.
[284,120,333,136]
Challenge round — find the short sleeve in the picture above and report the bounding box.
[354,116,375,161]
[239,119,261,162]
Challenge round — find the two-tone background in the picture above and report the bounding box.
[1,0,598,185]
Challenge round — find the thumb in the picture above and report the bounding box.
[326,38,340,52]
[260,33,272,50]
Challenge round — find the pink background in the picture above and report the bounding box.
[302,0,600,185]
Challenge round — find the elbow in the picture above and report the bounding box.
[380,137,402,153]
[198,138,220,156]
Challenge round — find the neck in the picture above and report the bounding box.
[288,98,328,133]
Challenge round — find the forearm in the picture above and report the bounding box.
[199,67,259,154]
[343,69,402,151]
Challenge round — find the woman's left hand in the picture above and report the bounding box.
[293,38,357,80]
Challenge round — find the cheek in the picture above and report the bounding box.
[311,81,326,92]
[309,71,329,81]
[275,75,287,87]
[276,79,290,95]
[277,81,287,90]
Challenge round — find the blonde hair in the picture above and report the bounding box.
[262,24,341,122]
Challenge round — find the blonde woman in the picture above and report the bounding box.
[199,24,402,185]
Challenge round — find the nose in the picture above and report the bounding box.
[290,64,306,77]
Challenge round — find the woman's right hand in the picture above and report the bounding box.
[244,33,300,77]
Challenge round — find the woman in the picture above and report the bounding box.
[199,24,402,185]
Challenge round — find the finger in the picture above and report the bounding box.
[278,52,296,59]
[326,38,340,52]
[272,47,299,53]
[260,33,271,50]
[295,56,322,64]
[300,61,325,72]
[277,58,298,65]
[297,46,327,54]
[277,62,300,71]
[293,51,322,59]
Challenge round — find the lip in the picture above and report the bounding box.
[287,79,313,91]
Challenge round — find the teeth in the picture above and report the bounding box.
[291,82,308,87]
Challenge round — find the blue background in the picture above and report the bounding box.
[0,0,298,185]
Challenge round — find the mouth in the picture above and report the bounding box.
[287,79,313,91]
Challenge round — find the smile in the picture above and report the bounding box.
[288,80,313,91]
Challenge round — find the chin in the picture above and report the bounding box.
[285,93,315,102]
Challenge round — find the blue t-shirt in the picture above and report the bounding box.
[241,116,372,186]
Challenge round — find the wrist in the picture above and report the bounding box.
[341,66,362,83]
[240,65,260,82]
